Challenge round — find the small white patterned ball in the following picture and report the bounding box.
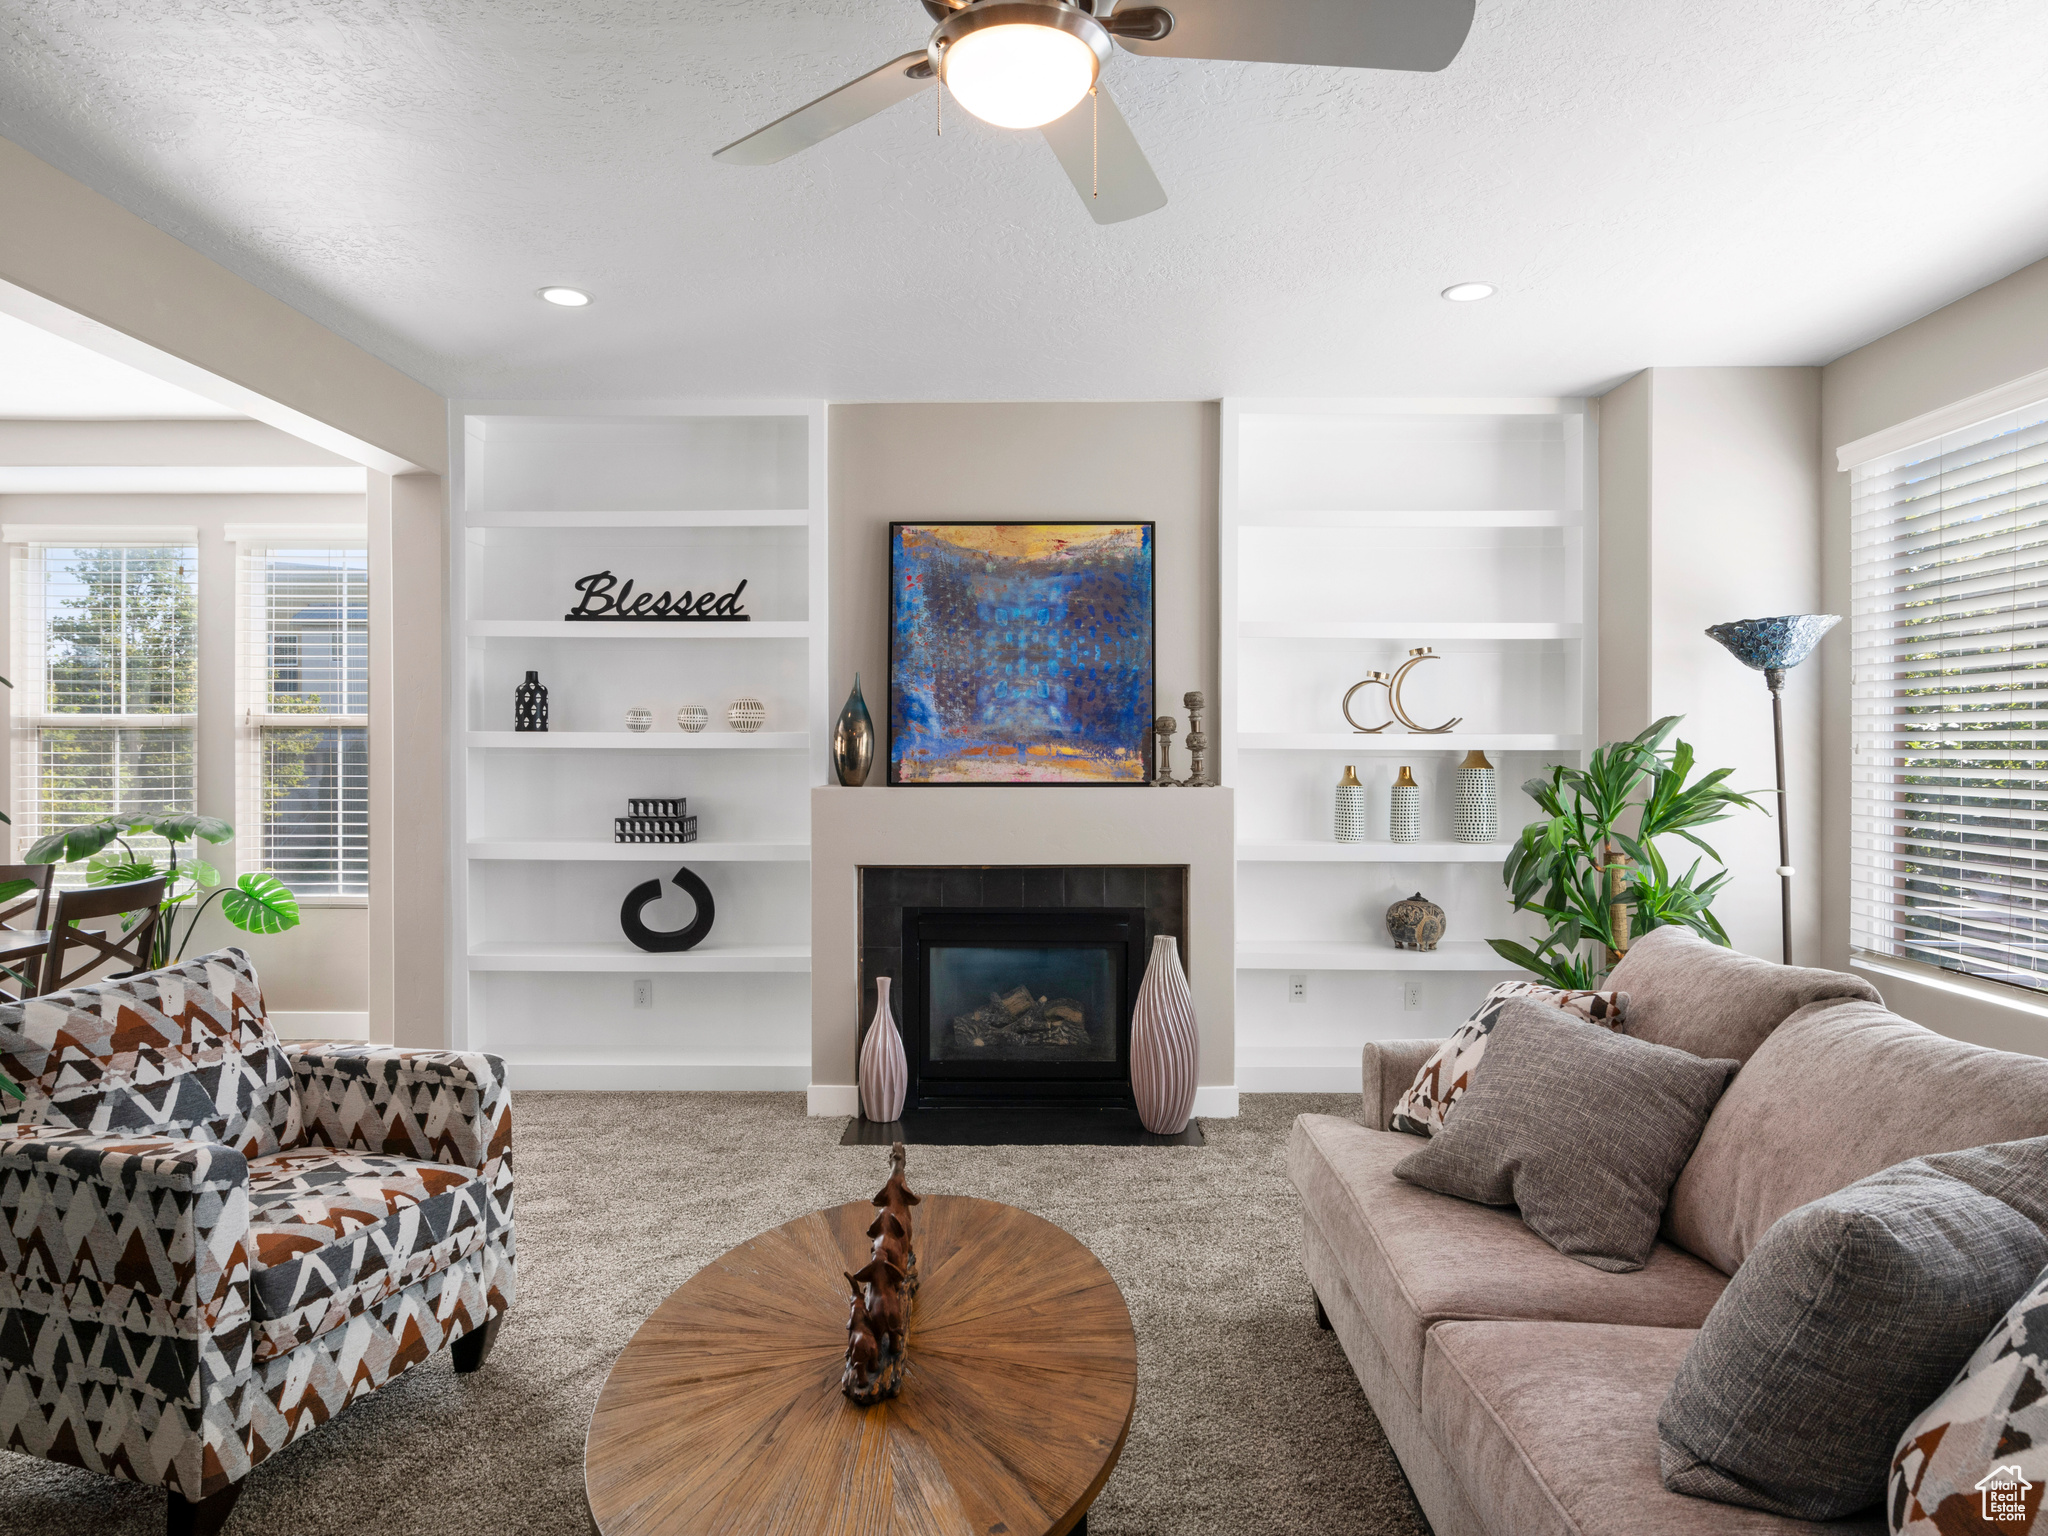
[727,698,767,734]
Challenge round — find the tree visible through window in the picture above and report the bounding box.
[239,546,368,897]
[12,544,197,883]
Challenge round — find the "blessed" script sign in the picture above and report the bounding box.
[564,571,751,622]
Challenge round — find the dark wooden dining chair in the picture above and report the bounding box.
[24,878,169,998]
[0,864,57,1000]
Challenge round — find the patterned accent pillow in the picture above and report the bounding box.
[1389,980,1629,1135]
[0,947,303,1156]
[1890,1262,2048,1534]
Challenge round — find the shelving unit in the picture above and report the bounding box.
[448,402,827,1089]
[1220,399,1597,1091]
[1237,941,1507,972]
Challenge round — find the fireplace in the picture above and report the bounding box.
[858,864,1187,1115]
[904,906,1145,1108]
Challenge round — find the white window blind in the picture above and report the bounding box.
[11,543,198,884]
[1850,399,2048,994]
[236,544,368,897]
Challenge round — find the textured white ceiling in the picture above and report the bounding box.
[2,0,2045,402]
[0,311,243,417]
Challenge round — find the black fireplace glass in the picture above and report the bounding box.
[927,945,1119,1064]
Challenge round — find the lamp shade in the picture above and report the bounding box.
[1704,614,1840,673]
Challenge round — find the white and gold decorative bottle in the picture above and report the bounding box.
[1455,750,1498,844]
[1335,765,1368,843]
[1390,765,1421,844]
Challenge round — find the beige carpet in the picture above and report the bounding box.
[0,1092,1429,1536]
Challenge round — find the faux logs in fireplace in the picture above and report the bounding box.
[900,905,1146,1109]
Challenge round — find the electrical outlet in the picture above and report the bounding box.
[1288,973,1307,1004]
[1402,981,1423,1012]
[633,978,653,1010]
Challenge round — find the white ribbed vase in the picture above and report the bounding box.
[1130,935,1199,1135]
[858,977,907,1123]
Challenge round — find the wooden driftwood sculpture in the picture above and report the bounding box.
[842,1142,921,1405]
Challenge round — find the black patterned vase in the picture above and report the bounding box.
[514,670,549,732]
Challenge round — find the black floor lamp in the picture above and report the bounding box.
[1704,614,1841,966]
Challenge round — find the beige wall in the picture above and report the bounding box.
[827,403,1220,741]
[1597,367,1825,963]
[1820,254,2048,1055]
[0,138,448,1045]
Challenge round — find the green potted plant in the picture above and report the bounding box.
[22,814,301,974]
[1488,716,1763,989]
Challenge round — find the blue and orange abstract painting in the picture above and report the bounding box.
[890,523,1155,785]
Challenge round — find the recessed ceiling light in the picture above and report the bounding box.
[539,287,591,307]
[1441,282,1497,303]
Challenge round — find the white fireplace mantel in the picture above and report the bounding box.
[808,785,1237,1118]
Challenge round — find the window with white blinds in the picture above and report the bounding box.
[11,543,198,885]
[235,544,368,897]
[1850,399,2048,994]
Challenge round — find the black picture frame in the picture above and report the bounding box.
[886,521,1157,788]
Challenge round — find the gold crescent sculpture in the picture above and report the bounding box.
[1342,671,1395,733]
[1389,648,1463,734]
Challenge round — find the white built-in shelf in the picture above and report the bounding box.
[466,840,810,862]
[466,730,809,751]
[452,402,829,1077]
[1238,621,1581,642]
[1237,841,1518,863]
[464,619,810,640]
[468,843,811,868]
[466,943,812,973]
[1237,733,1584,753]
[1237,940,1515,972]
[1242,509,1583,529]
[463,509,812,529]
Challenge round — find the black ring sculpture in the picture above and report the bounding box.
[620,866,716,952]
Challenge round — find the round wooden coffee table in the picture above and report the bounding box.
[585,1194,1138,1536]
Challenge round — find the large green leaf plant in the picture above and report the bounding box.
[1488,716,1764,990]
[23,813,301,978]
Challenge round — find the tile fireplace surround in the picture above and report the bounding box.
[809,786,1237,1118]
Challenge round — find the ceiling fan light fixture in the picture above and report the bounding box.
[1441,282,1496,303]
[933,3,1112,130]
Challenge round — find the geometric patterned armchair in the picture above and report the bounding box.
[0,948,514,1536]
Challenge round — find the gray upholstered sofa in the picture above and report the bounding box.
[1289,926,2048,1536]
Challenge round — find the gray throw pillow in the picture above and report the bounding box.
[1658,1138,2048,1520]
[1391,1000,1738,1273]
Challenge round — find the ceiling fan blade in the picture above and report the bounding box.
[1108,0,1474,71]
[714,51,933,165]
[1040,87,1167,225]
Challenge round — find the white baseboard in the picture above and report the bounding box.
[807,1083,1241,1118]
[1192,1086,1239,1118]
[508,1062,809,1092]
[807,1083,861,1116]
[271,1011,369,1041]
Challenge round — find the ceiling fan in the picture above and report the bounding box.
[714,0,1476,224]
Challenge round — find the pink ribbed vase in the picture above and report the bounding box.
[858,976,908,1123]
[1130,935,1199,1135]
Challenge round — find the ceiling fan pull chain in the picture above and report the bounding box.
[1092,85,1098,198]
